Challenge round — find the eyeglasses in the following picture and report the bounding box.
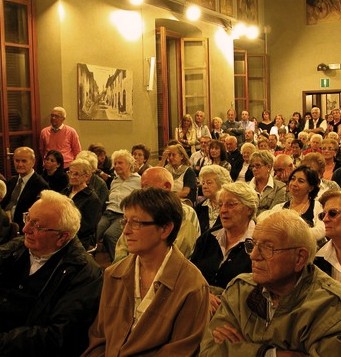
[120,218,156,230]
[67,171,86,178]
[218,201,240,209]
[250,163,265,170]
[23,212,63,233]
[318,209,341,221]
[321,147,336,151]
[244,238,300,260]
[50,114,63,119]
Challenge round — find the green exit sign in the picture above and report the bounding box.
[321,78,330,88]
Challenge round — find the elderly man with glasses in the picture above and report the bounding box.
[0,190,102,356]
[39,106,81,169]
[200,209,341,357]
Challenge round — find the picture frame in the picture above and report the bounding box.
[77,63,133,121]
[220,0,233,16]
[237,0,258,24]
[306,0,341,25]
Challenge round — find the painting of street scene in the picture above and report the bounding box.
[78,63,133,120]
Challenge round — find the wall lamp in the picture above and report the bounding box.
[317,63,341,71]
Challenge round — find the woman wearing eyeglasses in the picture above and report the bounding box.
[248,150,287,215]
[191,182,258,316]
[83,188,209,356]
[261,165,325,246]
[315,190,341,282]
[62,158,101,250]
[321,138,341,180]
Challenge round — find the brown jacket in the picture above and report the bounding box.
[82,246,209,356]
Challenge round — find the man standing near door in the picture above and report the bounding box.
[1,147,49,233]
[39,106,82,169]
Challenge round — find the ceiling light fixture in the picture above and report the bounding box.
[185,4,201,21]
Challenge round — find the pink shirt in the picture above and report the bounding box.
[39,125,81,168]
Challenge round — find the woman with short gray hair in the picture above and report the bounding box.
[191,181,258,316]
[249,150,287,215]
[196,165,232,232]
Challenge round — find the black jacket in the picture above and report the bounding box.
[191,225,252,289]
[62,186,102,249]
[0,236,103,357]
[1,173,49,232]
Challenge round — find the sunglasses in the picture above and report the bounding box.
[318,209,341,221]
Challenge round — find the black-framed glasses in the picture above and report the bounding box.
[23,212,63,233]
[244,238,300,260]
[318,209,341,221]
[120,218,156,230]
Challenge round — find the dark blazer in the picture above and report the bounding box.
[62,186,102,249]
[195,198,221,233]
[1,172,49,232]
[191,225,252,289]
[227,149,244,181]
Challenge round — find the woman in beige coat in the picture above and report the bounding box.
[82,188,209,356]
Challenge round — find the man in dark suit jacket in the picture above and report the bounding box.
[1,147,49,232]
[225,136,243,181]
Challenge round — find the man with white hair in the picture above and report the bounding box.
[304,106,327,135]
[0,190,102,356]
[39,106,82,169]
[200,210,341,356]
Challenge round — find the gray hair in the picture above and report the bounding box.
[0,180,6,200]
[211,116,223,125]
[241,142,256,154]
[250,150,275,167]
[257,210,316,264]
[52,106,67,118]
[311,134,323,143]
[76,150,98,171]
[111,149,135,172]
[219,182,258,221]
[69,158,93,176]
[14,146,35,160]
[199,164,232,187]
[39,190,81,239]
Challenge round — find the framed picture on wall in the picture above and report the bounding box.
[306,0,341,25]
[77,63,133,121]
[237,0,258,24]
[220,0,233,16]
